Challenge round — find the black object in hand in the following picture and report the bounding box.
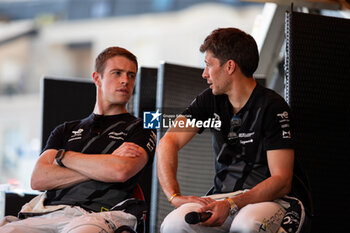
[185,211,212,224]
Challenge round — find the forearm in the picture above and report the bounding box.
[156,138,181,199]
[157,119,198,199]
[31,149,90,190]
[62,149,147,183]
[31,163,89,190]
[230,149,294,209]
[232,175,291,209]
[157,140,218,209]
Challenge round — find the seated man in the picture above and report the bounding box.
[0,46,156,233]
[157,28,296,233]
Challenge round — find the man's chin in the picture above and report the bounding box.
[115,94,131,102]
[110,98,129,106]
[211,89,220,95]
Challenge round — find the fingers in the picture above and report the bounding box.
[170,195,214,208]
[201,216,224,227]
[173,196,228,227]
[197,202,213,214]
[198,200,229,227]
[112,142,142,158]
[197,198,215,212]
[197,197,215,206]
[188,196,214,207]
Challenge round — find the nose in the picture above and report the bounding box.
[202,67,209,79]
[120,73,129,85]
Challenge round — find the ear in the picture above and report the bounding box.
[92,71,102,87]
[226,60,236,75]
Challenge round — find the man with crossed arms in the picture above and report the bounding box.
[0,46,156,233]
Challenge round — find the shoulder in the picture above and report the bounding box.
[124,114,142,129]
[190,88,212,104]
[43,115,91,151]
[51,116,89,133]
[190,88,228,107]
[257,85,290,110]
[62,115,93,132]
[124,114,156,135]
[52,115,94,143]
[257,87,293,131]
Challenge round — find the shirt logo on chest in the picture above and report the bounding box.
[68,128,84,142]
[213,113,221,131]
[108,131,126,140]
[239,132,255,145]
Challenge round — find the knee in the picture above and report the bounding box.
[230,202,285,233]
[160,203,201,233]
[0,224,23,233]
[160,209,187,233]
[230,215,259,233]
[0,216,22,233]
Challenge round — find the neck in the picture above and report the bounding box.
[93,104,128,116]
[227,77,256,114]
[93,98,128,116]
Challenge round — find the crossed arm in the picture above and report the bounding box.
[31,142,148,191]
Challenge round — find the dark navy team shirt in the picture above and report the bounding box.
[182,83,293,194]
[44,113,156,162]
[43,113,156,211]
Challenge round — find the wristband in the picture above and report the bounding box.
[55,149,66,168]
[168,193,180,203]
[225,197,239,216]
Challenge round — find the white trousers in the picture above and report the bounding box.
[161,201,286,233]
[0,206,137,233]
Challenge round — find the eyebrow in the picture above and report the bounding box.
[110,68,136,75]
[110,68,124,72]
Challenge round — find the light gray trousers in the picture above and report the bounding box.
[161,201,286,233]
[0,206,137,233]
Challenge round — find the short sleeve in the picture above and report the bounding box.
[125,121,157,165]
[42,123,66,152]
[263,99,294,150]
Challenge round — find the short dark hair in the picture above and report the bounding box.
[95,46,138,74]
[200,28,259,77]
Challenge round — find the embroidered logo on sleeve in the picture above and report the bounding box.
[146,131,157,152]
[277,111,291,139]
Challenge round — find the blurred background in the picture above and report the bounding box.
[0,0,348,192]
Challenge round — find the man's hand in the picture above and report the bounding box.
[112,142,143,158]
[196,199,230,227]
[171,195,215,208]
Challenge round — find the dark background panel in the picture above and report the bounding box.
[41,77,96,150]
[285,11,350,232]
[133,67,158,233]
